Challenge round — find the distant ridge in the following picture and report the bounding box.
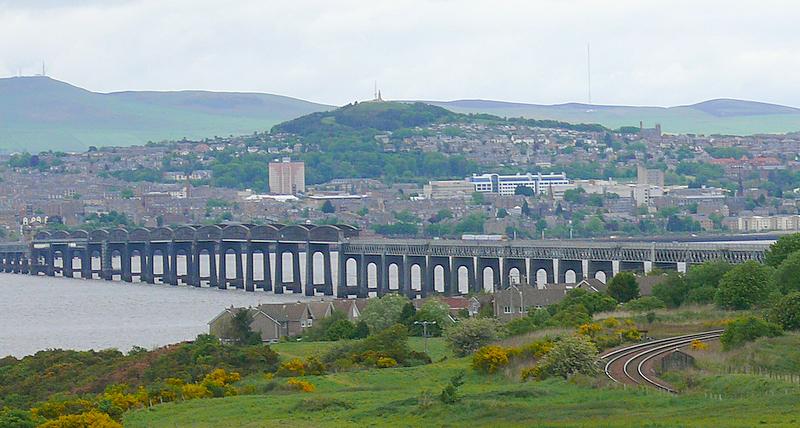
[0,76,332,152]
[424,98,800,135]
[3,75,800,153]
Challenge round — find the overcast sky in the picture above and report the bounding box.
[2,0,799,107]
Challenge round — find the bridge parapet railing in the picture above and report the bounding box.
[341,239,769,263]
[0,243,30,253]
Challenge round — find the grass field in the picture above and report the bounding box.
[125,331,800,427]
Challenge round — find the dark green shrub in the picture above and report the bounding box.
[715,261,775,310]
[621,296,665,312]
[769,292,800,330]
[720,316,783,350]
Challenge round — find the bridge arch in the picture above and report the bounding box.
[89,229,108,242]
[482,266,495,292]
[250,224,279,241]
[128,227,150,242]
[433,264,445,293]
[222,224,249,241]
[70,230,89,240]
[149,227,174,241]
[388,263,400,290]
[279,225,309,242]
[173,226,197,241]
[108,228,129,242]
[196,225,222,241]
[309,225,341,242]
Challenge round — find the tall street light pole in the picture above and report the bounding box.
[414,320,436,355]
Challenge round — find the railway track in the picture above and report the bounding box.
[600,330,723,393]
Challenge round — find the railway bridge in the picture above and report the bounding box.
[0,225,769,298]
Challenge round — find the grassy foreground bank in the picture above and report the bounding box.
[125,333,800,427]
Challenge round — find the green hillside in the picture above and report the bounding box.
[0,76,331,152]
[429,99,800,135]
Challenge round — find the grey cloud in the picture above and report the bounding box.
[1,0,799,107]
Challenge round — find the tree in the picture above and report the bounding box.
[720,316,782,350]
[522,200,532,217]
[652,272,688,308]
[772,251,800,294]
[360,294,409,333]
[535,335,599,379]
[685,260,732,290]
[353,320,370,338]
[0,408,36,428]
[444,317,501,357]
[496,208,508,219]
[607,272,640,303]
[412,299,451,336]
[440,370,465,404]
[120,188,134,199]
[471,191,485,205]
[514,185,534,196]
[506,308,551,336]
[325,319,357,341]
[321,200,335,214]
[769,292,800,330]
[226,309,261,345]
[715,261,774,310]
[765,233,800,267]
[398,302,417,327]
[557,289,617,315]
[429,208,453,223]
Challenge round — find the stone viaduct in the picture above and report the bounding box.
[0,224,769,298]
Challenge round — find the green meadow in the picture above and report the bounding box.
[125,333,800,427]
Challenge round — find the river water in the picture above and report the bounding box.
[0,252,431,358]
[0,273,312,358]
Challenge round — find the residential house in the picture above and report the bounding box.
[258,302,314,337]
[307,301,333,321]
[411,296,481,318]
[493,284,570,322]
[331,299,363,321]
[208,306,283,343]
[636,275,668,297]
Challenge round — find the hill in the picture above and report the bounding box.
[427,98,800,135]
[0,76,331,152]
[272,100,456,135]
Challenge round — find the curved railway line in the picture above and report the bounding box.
[600,330,723,393]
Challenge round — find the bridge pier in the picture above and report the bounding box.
[652,261,678,272]
[451,256,476,295]
[378,253,389,296]
[275,243,301,294]
[427,256,451,296]
[619,261,645,275]
[363,254,382,297]
[528,259,554,288]
[405,255,427,298]
[588,260,613,282]
[20,256,29,274]
[248,242,271,292]
[502,258,527,289]
[304,244,335,296]
[477,257,501,292]
[558,259,584,283]
[219,242,245,289]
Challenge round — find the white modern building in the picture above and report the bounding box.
[468,172,573,197]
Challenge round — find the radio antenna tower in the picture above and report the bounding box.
[42,61,46,77]
[586,43,592,105]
